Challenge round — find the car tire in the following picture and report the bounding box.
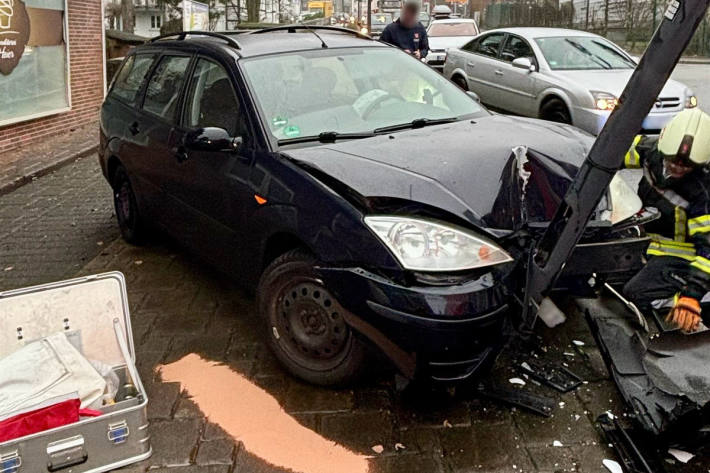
[453,75,468,91]
[257,249,367,386]
[112,166,146,245]
[540,98,572,124]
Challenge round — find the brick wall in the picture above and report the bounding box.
[0,0,104,154]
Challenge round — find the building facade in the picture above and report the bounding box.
[0,0,105,153]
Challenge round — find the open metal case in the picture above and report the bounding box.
[0,272,151,473]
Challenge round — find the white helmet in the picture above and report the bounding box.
[659,108,710,166]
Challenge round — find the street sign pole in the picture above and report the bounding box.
[367,0,371,32]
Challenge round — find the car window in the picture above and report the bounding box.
[474,33,505,58]
[241,47,487,141]
[184,58,246,138]
[109,54,156,105]
[535,36,635,70]
[428,22,478,37]
[142,55,191,121]
[461,38,478,52]
[501,35,534,62]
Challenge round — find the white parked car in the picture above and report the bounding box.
[425,18,479,71]
[443,27,697,135]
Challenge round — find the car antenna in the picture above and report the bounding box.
[297,22,328,49]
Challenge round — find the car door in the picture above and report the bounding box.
[492,34,539,116]
[165,56,256,270]
[137,52,194,231]
[460,32,506,106]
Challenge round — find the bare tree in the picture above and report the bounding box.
[247,0,260,22]
[121,0,135,32]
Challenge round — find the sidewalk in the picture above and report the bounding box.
[0,122,98,196]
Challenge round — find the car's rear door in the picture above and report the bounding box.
[460,32,506,106]
[491,33,539,116]
[165,55,256,270]
[137,51,194,231]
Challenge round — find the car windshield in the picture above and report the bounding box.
[428,22,477,37]
[535,36,636,70]
[241,47,487,142]
[371,13,392,25]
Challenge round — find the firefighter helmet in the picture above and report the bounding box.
[659,108,710,166]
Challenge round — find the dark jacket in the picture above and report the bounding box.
[380,19,429,58]
[626,135,710,299]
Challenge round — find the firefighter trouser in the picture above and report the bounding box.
[623,256,709,314]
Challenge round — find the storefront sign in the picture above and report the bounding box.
[182,0,209,31]
[0,0,30,75]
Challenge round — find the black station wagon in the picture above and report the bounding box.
[99,27,650,385]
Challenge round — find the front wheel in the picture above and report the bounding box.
[453,75,468,91]
[540,98,572,124]
[257,249,367,386]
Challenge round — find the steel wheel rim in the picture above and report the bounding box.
[272,280,351,371]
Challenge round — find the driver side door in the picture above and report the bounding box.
[166,57,256,269]
[460,32,506,107]
[492,34,539,116]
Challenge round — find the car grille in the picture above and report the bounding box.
[653,96,682,110]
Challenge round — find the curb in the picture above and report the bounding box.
[679,58,710,64]
[0,144,98,197]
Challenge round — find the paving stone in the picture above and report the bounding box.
[370,453,445,473]
[148,418,203,467]
[398,427,442,454]
[146,466,230,473]
[146,382,182,420]
[233,447,293,473]
[202,421,231,441]
[195,438,236,465]
[282,381,354,413]
[320,411,395,454]
[175,396,205,419]
[527,445,578,472]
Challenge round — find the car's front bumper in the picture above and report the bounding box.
[573,106,685,135]
[316,266,511,382]
[424,51,446,71]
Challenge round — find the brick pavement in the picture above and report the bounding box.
[2,157,710,473]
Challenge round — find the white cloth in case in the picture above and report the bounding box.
[0,332,107,420]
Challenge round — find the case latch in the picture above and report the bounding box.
[108,420,130,444]
[47,436,87,472]
[0,451,21,473]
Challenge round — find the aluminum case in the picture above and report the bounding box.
[0,272,151,473]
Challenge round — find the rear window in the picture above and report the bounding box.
[428,22,478,37]
[109,54,156,105]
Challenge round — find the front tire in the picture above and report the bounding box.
[112,166,145,244]
[453,75,469,91]
[257,249,367,386]
[540,98,572,124]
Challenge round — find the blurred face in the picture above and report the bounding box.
[664,155,696,179]
[400,5,418,27]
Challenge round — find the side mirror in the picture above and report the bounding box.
[184,127,241,152]
[512,57,536,72]
[466,90,481,103]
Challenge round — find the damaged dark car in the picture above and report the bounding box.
[99,27,653,388]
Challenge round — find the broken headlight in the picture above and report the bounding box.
[364,216,513,272]
[596,174,643,225]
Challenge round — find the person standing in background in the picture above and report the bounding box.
[380,0,429,59]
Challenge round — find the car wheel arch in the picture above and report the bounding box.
[107,155,123,186]
[261,231,312,271]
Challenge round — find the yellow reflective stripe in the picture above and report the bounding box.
[688,215,710,236]
[691,256,710,275]
[624,136,643,168]
[648,234,694,248]
[675,207,687,241]
[647,241,696,261]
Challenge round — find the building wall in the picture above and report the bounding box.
[0,0,104,154]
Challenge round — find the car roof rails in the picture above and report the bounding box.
[149,31,241,49]
[250,24,370,40]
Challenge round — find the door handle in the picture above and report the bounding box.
[174,146,188,163]
[494,70,504,76]
[466,61,476,67]
[128,122,140,136]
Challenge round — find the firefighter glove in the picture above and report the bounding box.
[667,294,702,332]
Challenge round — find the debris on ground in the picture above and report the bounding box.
[602,459,623,473]
[371,445,384,454]
[394,443,406,451]
[443,420,452,428]
[508,377,526,386]
[553,440,563,447]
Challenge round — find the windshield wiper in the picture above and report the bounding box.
[565,39,612,69]
[374,117,459,134]
[277,131,376,145]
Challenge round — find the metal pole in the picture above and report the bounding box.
[521,0,710,331]
[367,0,371,32]
[651,0,657,32]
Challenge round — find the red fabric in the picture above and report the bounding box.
[79,408,103,417]
[0,398,81,442]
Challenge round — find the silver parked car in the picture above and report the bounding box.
[443,27,698,135]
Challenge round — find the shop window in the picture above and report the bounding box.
[0,0,72,126]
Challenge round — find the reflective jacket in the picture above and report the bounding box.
[625,135,710,298]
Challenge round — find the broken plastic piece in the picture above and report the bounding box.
[538,297,566,328]
[476,382,554,417]
[667,448,694,464]
[519,358,582,393]
[602,459,623,473]
[508,377,526,386]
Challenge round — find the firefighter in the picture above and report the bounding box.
[623,108,710,332]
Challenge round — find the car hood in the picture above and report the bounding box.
[428,35,473,51]
[554,69,689,99]
[283,114,597,232]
